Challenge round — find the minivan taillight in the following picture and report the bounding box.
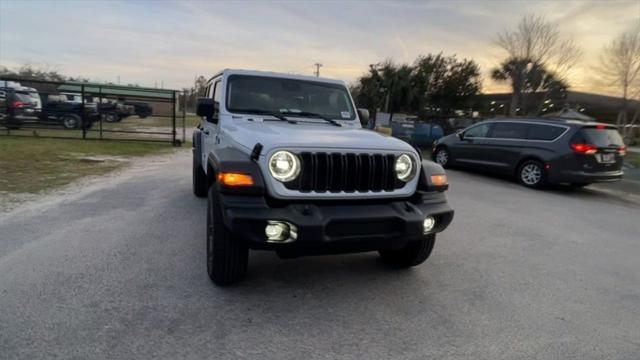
[571,143,597,154]
[618,146,626,155]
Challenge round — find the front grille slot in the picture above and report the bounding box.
[286,152,401,193]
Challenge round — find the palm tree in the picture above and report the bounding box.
[491,58,532,116]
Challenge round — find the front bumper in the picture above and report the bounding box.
[220,191,453,255]
[549,169,624,184]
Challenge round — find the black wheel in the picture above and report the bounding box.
[434,147,450,168]
[379,234,436,268]
[193,151,208,198]
[61,114,81,129]
[517,160,546,188]
[103,113,118,123]
[207,185,249,286]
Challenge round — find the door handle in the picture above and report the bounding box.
[203,130,210,135]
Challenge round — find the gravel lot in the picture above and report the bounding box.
[1,151,639,359]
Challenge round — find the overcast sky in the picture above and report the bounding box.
[1,0,638,94]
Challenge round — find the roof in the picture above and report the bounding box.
[57,82,177,100]
[210,69,347,86]
[483,116,611,127]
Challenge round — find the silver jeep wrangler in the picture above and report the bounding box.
[193,69,453,285]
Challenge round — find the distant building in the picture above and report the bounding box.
[473,91,640,124]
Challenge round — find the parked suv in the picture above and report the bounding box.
[192,69,454,285]
[0,88,37,129]
[432,118,625,188]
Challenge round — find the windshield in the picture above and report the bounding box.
[226,75,355,120]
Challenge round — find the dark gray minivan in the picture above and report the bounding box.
[432,118,625,188]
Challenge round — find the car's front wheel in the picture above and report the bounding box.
[103,113,118,122]
[518,160,546,188]
[434,147,450,168]
[207,185,249,286]
[379,234,436,268]
[61,114,81,129]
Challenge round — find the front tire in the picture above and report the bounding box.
[434,147,450,168]
[193,152,207,198]
[61,114,81,129]
[103,113,118,123]
[207,186,248,286]
[379,234,436,268]
[518,160,546,188]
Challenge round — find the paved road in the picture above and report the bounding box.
[1,151,639,359]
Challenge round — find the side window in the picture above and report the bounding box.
[464,123,491,138]
[213,81,222,103]
[527,124,566,141]
[205,83,212,98]
[489,122,529,139]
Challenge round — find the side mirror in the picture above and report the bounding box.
[457,131,464,140]
[196,98,219,123]
[357,108,370,127]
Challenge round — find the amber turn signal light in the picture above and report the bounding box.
[430,174,448,186]
[218,172,254,186]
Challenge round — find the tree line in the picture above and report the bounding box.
[2,14,638,139]
[348,14,639,139]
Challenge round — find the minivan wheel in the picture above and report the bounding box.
[207,185,249,286]
[518,160,545,188]
[434,147,450,167]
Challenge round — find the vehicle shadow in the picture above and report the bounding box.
[446,167,640,206]
[223,251,430,294]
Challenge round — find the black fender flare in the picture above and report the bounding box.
[192,128,203,169]
[206,147,266,195]
[417,160,449,192]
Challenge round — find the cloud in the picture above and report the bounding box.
[1,0,638,95]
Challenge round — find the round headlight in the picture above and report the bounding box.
[269,151,300,182]
[395,154,415,182]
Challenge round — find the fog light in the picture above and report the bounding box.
[265,221,298,242]
[423,216,436,234]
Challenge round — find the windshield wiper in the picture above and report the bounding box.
[239,109,297,124]
[282,111,342,127]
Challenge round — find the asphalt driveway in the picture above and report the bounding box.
[1,151,639,359]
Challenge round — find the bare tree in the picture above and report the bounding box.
[598,25,640,141]
[494,14,582,116]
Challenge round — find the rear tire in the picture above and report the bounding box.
[207,185,249,286]
[517,160,546,188]
[193,151,208,198]
[379,234,436,268]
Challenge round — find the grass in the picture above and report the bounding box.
[0,137,175,195]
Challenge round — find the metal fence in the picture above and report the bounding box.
[0,77,186,146]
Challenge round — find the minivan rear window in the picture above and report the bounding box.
[527,124,566,141]
[573,127,624,147]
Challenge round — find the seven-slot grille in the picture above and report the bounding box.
[283,152,402,193]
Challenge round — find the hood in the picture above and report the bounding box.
[224,118,416,154]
